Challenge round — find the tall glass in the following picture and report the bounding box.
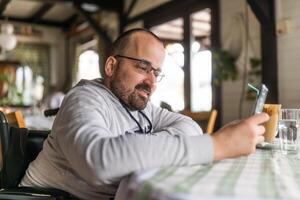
[262,104,281,143]
[278,109,300,155]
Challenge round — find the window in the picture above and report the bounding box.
[190,10,212,111]
[150,9,212,112]
[191,46,212,111]
[151,42,212,112]
[151,43,185,111]
[76,50,101,82]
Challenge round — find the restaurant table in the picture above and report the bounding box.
[0,106,55,130]
[24,113,54,130]
[116,149,300,200]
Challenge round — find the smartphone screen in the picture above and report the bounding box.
[252,84,269,114]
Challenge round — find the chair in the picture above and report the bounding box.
[181,109,218,134]
[0,111,77,199]
[206,109,218,134]
[5,111,26,128]
[0,110,26,171]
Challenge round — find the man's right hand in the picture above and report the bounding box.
[211,113,269,161]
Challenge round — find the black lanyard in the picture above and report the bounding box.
[119,100,152,134]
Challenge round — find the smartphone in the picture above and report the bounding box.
[252,84,269,114]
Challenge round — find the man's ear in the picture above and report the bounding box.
[104,56,117,77]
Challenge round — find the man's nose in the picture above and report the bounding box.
[145,70,156,83]
[144,73,156,88]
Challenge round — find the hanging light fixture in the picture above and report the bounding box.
[0,23,17,51]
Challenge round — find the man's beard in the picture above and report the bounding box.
[110,74,151,111]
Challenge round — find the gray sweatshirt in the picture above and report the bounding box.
[20,79,214,200]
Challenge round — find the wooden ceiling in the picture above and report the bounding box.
[0,0,120,28]
[150,9,211,41]
[0,0,211,43]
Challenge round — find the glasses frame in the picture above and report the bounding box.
[114,54,164,82]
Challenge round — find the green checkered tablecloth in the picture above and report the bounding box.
[120,149,300,200]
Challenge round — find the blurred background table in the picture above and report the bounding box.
[24,112,54,130]
[0,106,54,130]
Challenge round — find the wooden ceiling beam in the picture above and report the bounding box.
[30,3,54,22]
[0,0,11,15]
[15,0,119,12]
[128,0,210,27]
[62,13,78,31]
[65,22,89,37]
[126,0,138,16]
[73,0,112,45]
[0,15,63,27]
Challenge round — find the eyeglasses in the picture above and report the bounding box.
[114,54,165,82]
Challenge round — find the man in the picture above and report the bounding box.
[20,28,268,200]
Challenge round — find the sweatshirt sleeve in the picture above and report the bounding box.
[149,104,204,136]
[54,86,214,187]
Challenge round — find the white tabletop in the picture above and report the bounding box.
[116,149,300,200]
[24,113,54,130]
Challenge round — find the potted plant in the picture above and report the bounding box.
[0,73,22,106]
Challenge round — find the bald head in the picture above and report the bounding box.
[108,28,163,57]
[102,29,165,79]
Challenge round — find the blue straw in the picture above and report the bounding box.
[247,83,259,96]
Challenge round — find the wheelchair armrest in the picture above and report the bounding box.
[0,186,78,199]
